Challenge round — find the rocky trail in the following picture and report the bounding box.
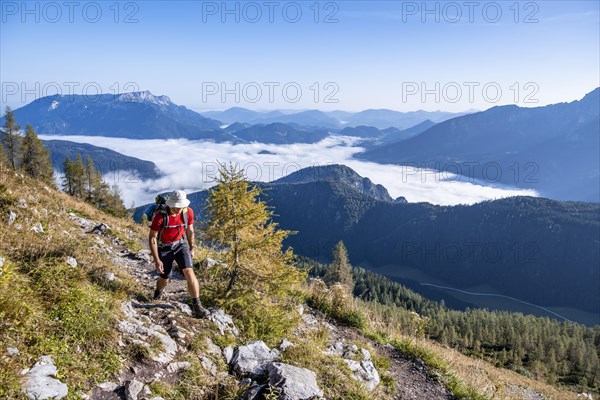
[26,212,456,400]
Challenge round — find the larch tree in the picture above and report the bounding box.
[324,241,354,290]
[203,163,305,340]
[1,107,21,169]
[21,124,54,186]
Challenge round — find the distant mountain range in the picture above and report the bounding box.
[5,91,465,144]
[6,89,599,202]
[204,107,470,130]
[43,139,161,180]
[132,164,600,322]
[5,91,232,141]
[359,88,600,202]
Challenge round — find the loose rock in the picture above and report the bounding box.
[279,339,295,351]
[125,379,144,400]
[97,382,118,392]
[267,362,324,400]
[7,347,19,356]
[166,361,191,374]
[23,356,68,400]
[231,341,280,377]
[8,210,16,224]
[207,308,239,336]
[65,257,78,268]
[31,222,45,234]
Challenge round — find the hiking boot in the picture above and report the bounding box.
[191,302,210,318]
[153,289,164,301]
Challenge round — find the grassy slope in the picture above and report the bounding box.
[0,170,588,399]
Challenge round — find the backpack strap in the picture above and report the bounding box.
[157,207,190,247]
[182,207,189,229]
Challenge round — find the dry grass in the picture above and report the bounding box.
[0,171,145,397]
[0,170,590,400]
[357,299,587,400]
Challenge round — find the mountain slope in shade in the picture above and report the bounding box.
[380,120,436,144]
[5,91,234,141]
[273,164,394,202]
[359,88,600,202]
[43,139,162,180]
[345,109,472,129]
[132,164,600,322]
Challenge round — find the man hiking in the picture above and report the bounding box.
[148,190,209,318]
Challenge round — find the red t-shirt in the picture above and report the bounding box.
[150,207,194,243]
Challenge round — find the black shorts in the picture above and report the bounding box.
[158,242,193,279]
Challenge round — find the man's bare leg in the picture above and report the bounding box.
[182,268,199,299]
[183,268,208,318]
[154,277,169,300]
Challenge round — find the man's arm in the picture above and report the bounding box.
[149,229,163,274]
[186,224,195,258]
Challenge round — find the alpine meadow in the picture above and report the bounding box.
[1,1,599,400]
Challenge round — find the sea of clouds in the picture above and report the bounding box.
[40,135,538,208]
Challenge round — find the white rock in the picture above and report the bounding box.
[97,382,118,391]
[200,356,217,375]
[106,273,115,282]
[231,341,280,377]
[8,210,16,224]
[174,302,192,316]
[325,341,345,356]
[65,257,77,268]
[23,356,68,400]
[119,302,178,365]
[31,222,45,234]
[267,362,323,400]
[7,347,19,356]
[279,339,295,351]
[203,257,227,268]
[17,198,27,208]
[360,348,371,361]
[166,361,191,374]
[205,338,222,356]
[125,379,144,400]
[344,359,380,391]
[0,257,5,268]
[142,385,152,396]
[223,346,234,364]
[207,308,239,336]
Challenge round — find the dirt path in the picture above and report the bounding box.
[81,218,456,400]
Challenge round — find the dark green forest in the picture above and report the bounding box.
[301,257,600,392]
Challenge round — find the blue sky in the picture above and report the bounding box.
[1,0,599,112]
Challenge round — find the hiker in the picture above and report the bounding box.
[148,190,209,318]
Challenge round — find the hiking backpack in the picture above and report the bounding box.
[144,193,169,223]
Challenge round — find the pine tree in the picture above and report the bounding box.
[204,163,305,340]
[84,156,98,200]
[21,124,54,185]
[62,155,86,198]
[1,107,21,169]
[0,143,8,171]
[60,153,127,217]
[324,241,354,290]
[62,158,75,195]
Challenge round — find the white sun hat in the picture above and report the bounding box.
[166,190,190,208]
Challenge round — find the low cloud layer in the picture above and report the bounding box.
[40,135,538,207]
